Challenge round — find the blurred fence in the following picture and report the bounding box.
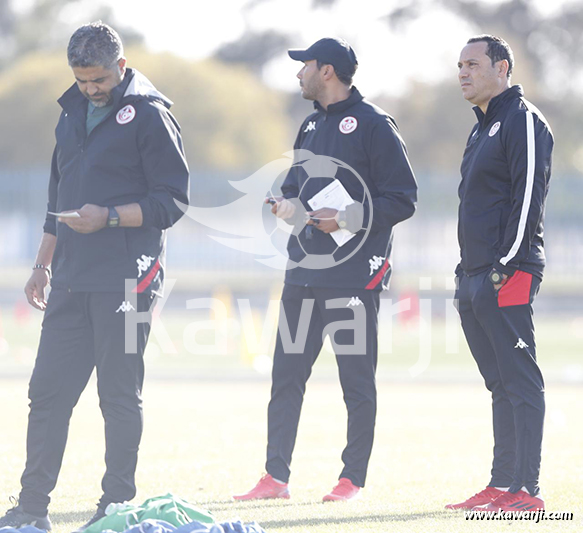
[1,168,582,287]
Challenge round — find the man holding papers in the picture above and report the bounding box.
[0,22,188,532]
[234,38,417,502]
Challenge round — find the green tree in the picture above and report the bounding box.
[0,48,292,171]
[0,0,143,71]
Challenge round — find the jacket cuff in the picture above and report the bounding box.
[338,202,364,233]
[43,218,57,236]
[138,198,154,228]
[493,261,517,277]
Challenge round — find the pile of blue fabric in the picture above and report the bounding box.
[0,526,46,533]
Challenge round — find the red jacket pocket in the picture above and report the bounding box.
[498,270,533,307]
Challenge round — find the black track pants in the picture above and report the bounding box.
[19,289,154,515]
[456,270,544,495]
[266,284,380,488]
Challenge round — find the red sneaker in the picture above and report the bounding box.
[445,487,506,510]
[322,478,361,502]
[474,489,544,512]
[233,474,290,501]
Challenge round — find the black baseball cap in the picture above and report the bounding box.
[288,38,358,75]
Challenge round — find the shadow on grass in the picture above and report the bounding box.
[206,500,318,511]
[260,510,456,529]
[51,509,97,523]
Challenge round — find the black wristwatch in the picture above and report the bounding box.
[489,268,504,285]
[107,206,120,228]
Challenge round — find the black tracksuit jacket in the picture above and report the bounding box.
[281,87,417,290]
[457,85,553,280]
[43,69,190,295]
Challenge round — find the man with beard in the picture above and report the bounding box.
[234,38,417,502]
[0,22,189,531]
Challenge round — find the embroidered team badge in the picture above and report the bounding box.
[116,105,136,125]
[339,116,358,134]
[489,121,501,137]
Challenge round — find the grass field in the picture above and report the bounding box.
[2,306,583,381]
[1,379,582,533]
[1,298,582,533]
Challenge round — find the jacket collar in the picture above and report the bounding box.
[122,69,173,108]
[57,68,172,113]
[58,68,134,114]
[473,84,524,124]
[314,86,364,115]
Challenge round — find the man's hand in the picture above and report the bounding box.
[265,196,296,220]
[493,273,509,291]
[58,204,108,233]
[24,269,50,311]
[307,208,339,234]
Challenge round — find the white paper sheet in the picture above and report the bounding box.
[307,180,356,247]
[48,211,81,218]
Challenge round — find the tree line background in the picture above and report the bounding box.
[2,0,583,174]
[0,0,581,283]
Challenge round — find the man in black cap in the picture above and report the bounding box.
[233,38,417,502]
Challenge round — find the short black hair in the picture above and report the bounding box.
[316,59,357,86]
[467,34,514,77]
[68,21,123,69]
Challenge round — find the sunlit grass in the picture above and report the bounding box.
[1,380,582,533]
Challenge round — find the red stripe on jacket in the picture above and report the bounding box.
[133,259,161,293]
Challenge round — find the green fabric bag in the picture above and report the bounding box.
[83,493,214,533]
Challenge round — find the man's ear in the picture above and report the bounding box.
[498,59,509,78]
[322,64,335,80]
[118,57,127,76]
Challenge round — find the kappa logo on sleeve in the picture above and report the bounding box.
[368,255,386,276]
[136,254,155,277]
[116,105,136,125]
[339,116,358,134]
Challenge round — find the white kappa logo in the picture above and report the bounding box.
[136,255,155,277]
[116,105,136,125]
[304,121,316,133]
[347,297,363,307]
[489,121,501,137]
[515,338,529,349]
[339,116,358,134]
[116,301,136,313]
[369,255,386,276]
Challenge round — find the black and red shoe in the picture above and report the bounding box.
[445,486,506,510]
[474,489,544,513]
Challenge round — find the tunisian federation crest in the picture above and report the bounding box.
[116,105,136,125]
[339,116,358,134]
